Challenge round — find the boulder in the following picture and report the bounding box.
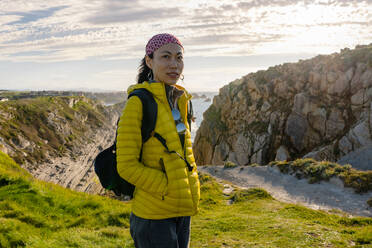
[293,93,318,116]
[233,133,251,165]
[212,141,230,165]
[303,144,336,161]
[193,136,214,165]
[361,69,372,88]
[327,71,338,84]
[327,73,350,95]
[275,145,290,161]
[274,80,289,97]
[370,102,372,130]
[347,120,372,148]
[285,113,307,152]
[351,88,365,105]
[320,73,328,92]
[337,144,372,171]
[338,136,353,156]
[310,71,321,85]
[367,87,372,102]
[227,151,238,164]
[308,108,327,136]
[326,109,345,139]
[351,63,367,94]
[255,149,263,164]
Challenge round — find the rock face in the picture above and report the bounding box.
[0,96,124,194]
[193,44,372,169]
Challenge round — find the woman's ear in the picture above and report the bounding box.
[145,55,152,69]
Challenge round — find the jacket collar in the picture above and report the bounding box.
[127,81,192,102]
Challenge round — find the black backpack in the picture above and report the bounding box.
[94,88,193,197]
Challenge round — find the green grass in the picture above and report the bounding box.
[1,152,372,247]
[0,151,133,247]
[229,188,273,203]
[0,96,110,165]
[193,173,372,248]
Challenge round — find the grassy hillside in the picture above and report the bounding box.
[0,96,115,165]
[0,151,133,247]
[1,151,371,247]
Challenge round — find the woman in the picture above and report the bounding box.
[116,33,200,248]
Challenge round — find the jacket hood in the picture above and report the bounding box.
[127,81,192,102]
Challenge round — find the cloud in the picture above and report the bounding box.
[233,0,370,9]
[4,27,103,44]
[317,21,372,26]
[87,8,182,24]
[3,6,68,25]
[172,21,245,30]
[85,0,183,24]
[0,0,370,63]
[0,0,370,92]
[277,20,372,29]
[236,0,300,9]
[185,33,284,46]
[9,49,60,57]
[327,0,372,6]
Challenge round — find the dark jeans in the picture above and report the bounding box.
[129,213,191,248]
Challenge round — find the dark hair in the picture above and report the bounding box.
[137,53,153,84]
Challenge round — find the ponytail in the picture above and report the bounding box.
[137,54,153,84]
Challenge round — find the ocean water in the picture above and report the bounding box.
[190,92,218,142]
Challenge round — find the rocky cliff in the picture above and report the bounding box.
[0,96,124,194]
[193,44,372,169]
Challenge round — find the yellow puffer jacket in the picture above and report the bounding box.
[116,81,200,219]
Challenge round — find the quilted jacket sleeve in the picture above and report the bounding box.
[116,96,168,194]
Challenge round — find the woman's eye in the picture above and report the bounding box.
[163,55,169,58]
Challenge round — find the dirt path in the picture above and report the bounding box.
[198,165,372,217]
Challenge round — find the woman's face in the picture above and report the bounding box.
[146,43,184,85]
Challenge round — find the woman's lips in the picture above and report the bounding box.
[167,73,179,79]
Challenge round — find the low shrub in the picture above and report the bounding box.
[198,173,212,184]
[229,188,272,203]
[367,198,372,207]
[270,159,372,193]
[224,161,238,169]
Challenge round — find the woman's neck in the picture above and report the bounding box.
[165,84,183,109]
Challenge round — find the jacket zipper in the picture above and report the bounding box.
[162,84,195,205]
[180,98,198,212]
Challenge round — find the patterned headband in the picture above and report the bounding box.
[145,33,183,55]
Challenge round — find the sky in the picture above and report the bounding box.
[0,0,371,92]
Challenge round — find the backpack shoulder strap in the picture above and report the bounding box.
[127,89,194,172]
[187,100,193,132]
[128,88,157,143]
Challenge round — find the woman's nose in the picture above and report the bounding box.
[169,58,177,68]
